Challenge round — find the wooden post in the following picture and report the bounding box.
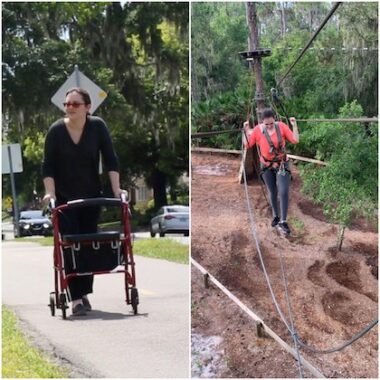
[204,273,210,288]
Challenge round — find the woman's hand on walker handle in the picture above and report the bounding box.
[114,188,128,200]
[43,193,56,206]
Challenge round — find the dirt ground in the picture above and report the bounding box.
[191,152,378,378]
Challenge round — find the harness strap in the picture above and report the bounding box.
[261,122,286,163]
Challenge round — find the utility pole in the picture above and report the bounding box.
[238,2,271,182]
[247,2,266,123]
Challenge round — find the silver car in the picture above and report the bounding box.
[150,205,189,237]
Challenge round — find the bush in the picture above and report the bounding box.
[299,101,378,230]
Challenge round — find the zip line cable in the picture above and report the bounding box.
[277,2,342,87]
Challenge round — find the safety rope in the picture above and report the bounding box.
[241,138,378,373]
[241,155,304,377]
[244,74,271,208]
[278,250,304,378]
[277,2,342,87]
[296,319,378,354]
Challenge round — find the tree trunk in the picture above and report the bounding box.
[280,3,286,38]
[241,2,265,182]
[246,2,265,122]
[337,225,346,251]
[151,168,167,210]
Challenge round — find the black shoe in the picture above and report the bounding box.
[271,216,280,227]
[72,303,87,316]
[278,222,291,235]
[82,297,92,311]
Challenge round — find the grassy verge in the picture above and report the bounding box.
[2,306,68,378]
[16,237,53,246]
[133,239,189,264]
[14,236,189,264]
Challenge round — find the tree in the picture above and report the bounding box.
[2,2,189,211]
[299,101,377,249]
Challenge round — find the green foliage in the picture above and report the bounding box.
[192,2,378,144]
[2,306,68,378]
[299,101,378,227]
[2,2,189,210]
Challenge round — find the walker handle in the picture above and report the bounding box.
[120,192,127,203]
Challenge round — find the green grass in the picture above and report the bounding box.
[16,237,53,246]
[2,306,68,378]
[289,217,305,233]
[133,239,189,264]
[14,236,189,264]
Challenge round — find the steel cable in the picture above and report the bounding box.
[242,159,305,377]
[241,161,293,333]
[277,2,342,87]
[278,250,304,377]
[241,145,378,372]
[296,319,378,354]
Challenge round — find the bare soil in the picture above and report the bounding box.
[191,152,378,378]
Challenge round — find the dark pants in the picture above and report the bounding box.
[261,161,291,221]
[58,205,100,301]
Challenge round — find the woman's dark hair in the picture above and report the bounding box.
[65,87,91,105]
[262,108,275,119]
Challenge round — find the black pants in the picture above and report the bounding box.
[58,205,100,301]
[261,161,291,221]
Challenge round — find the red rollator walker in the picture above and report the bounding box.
[48,194,139,319]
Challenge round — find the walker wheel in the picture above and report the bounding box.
[59,293,68,320]
[131,287,139,315]
[49,292,55,317]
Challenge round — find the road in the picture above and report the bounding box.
[2,222,189,245]
[2,240,189,378]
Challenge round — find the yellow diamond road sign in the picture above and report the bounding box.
[4,197,12,209]
[51,66,107,114]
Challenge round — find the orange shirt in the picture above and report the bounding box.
[246,121,298,166]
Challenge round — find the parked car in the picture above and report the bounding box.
[150,205,189,237]
[15,210,53,237]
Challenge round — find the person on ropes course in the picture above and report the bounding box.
[243,108,299,235]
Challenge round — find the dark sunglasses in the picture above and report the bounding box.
[63,102,86,108]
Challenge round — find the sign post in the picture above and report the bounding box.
[7,145,20,236]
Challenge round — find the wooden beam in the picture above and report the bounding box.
[192,129,241,138]
[191,258,326,378]
[191,147,242,155]
[192,147,328,167]
[287,154,328,166]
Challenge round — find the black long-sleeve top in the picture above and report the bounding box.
[42,116,119,203]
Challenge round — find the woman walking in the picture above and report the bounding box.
[42,87,126,316]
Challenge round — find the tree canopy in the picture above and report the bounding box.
[2,1,189,210]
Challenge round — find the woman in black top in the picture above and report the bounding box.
[42,87,125,316]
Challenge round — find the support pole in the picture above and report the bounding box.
[8,146,20,237]
[239,2,268,183]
